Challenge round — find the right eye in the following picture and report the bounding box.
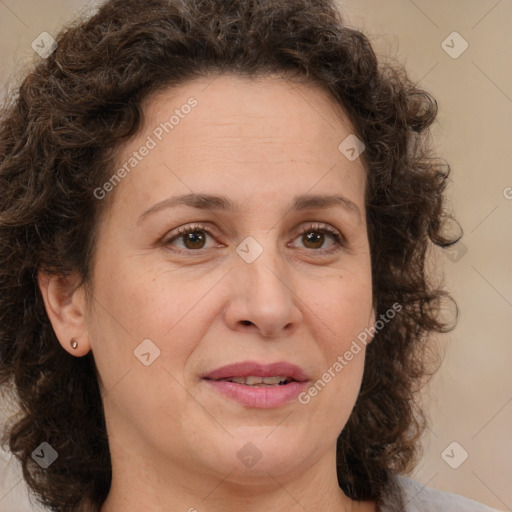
[164,223,218,251]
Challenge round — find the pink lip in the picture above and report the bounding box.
[203,361,309,381]
[202,361,310,409]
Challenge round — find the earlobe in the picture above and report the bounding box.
[37,272,91,357]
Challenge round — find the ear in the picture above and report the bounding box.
[38,272,91,357]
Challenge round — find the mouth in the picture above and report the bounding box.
[213,375,295,386]
[202,361,310,408]
[203,360,309,384]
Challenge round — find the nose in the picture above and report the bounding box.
[223,249,302,338]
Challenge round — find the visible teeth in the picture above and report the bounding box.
[228,376,289,385]
[262,376,288,385]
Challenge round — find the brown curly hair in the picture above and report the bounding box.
[0,0,458,510]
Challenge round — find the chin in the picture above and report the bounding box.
[203,428,317,481]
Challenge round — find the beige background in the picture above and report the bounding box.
[0,1,511,511]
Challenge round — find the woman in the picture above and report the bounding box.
[0,0,501,511]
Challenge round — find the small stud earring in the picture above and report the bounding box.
[70,338,78,349]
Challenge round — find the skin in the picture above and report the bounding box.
[39,75,377,512]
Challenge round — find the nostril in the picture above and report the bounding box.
[240,320,253,326]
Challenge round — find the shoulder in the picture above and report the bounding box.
[388,475,504,512]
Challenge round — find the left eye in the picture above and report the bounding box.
[290,224,344,252]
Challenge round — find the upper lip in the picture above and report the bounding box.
[203,361,310,382]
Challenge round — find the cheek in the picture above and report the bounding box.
[85,263,213,430]
[299,265,371,413]
[91,253,186,334]
[306,267,373,344]
[87,255,223,378]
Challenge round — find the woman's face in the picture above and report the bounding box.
[84,75,374,484]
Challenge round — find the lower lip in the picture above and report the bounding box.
[204,379,309,408]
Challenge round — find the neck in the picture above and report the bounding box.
[99,445,376,512]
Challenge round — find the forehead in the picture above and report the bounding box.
[108,74,367,218]
[142,74,357,155]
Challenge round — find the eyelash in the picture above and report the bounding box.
[164,222,345,254]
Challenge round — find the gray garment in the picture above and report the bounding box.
[380,475,503,512]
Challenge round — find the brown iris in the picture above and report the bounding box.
[183,231,206,249]
[303,231,324,249]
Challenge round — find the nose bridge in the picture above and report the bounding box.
[239,232,289,299]
[227,232,301,337]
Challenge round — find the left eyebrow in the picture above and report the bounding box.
[292,193,362,223]
[137,192,362,224]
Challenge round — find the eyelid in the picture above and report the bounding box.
[293,222,343,239]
